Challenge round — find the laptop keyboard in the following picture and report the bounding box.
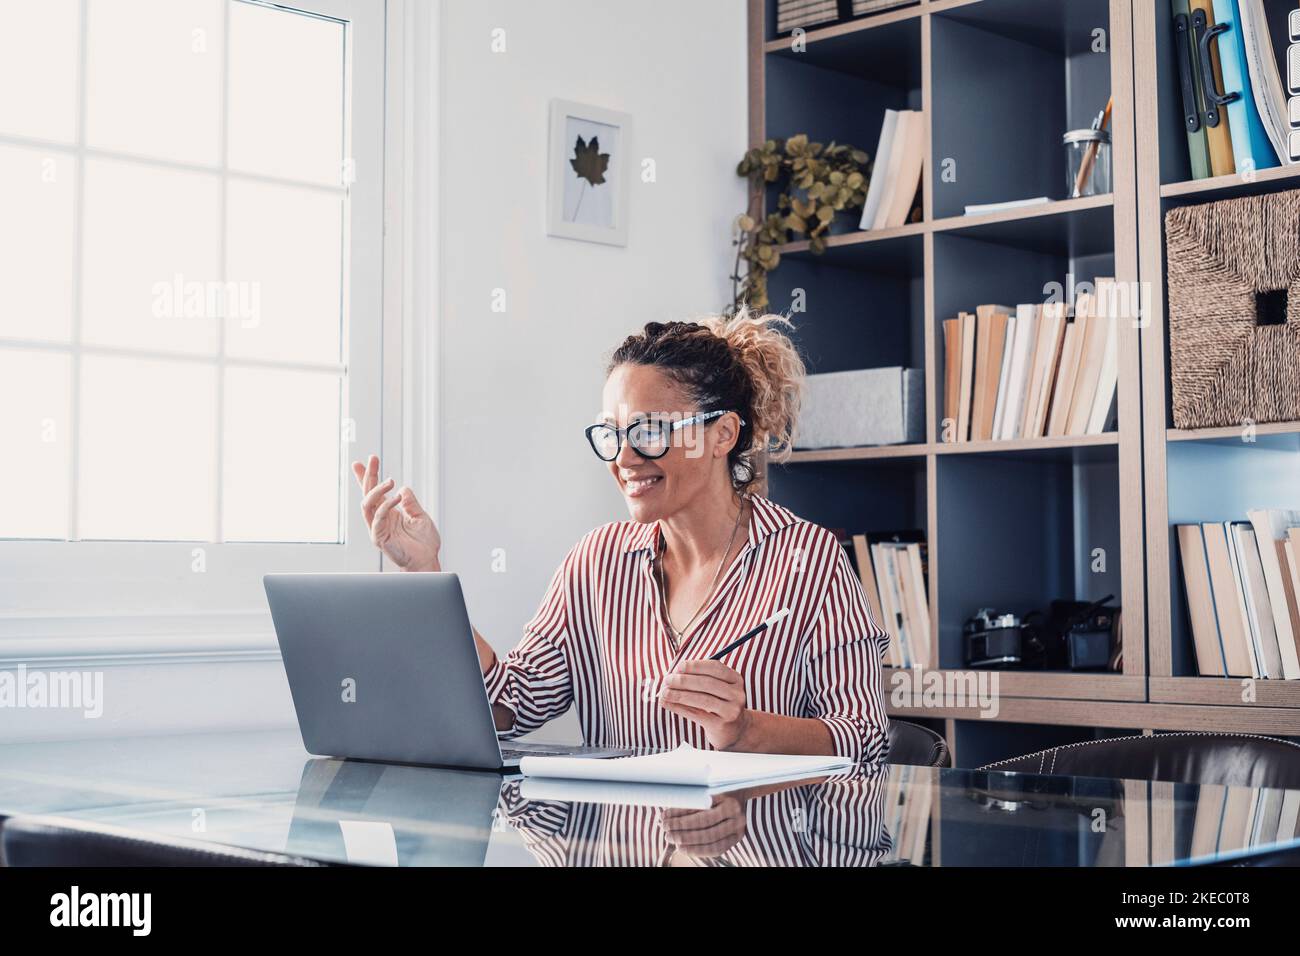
[500,746,575,760]
[500,744,634,761]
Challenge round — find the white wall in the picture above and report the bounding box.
[435,1,749,690]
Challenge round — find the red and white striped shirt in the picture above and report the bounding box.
[483,494,890,765]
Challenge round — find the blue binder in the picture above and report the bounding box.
[1212,0,1280,172]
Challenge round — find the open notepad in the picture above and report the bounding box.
[518,744,853,791]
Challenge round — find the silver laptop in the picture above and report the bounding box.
[264,572,632,770]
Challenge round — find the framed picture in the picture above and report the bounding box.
[547,99,631,246]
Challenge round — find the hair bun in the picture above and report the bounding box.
[699,307,804,460]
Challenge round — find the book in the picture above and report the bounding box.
[1212,0,1280,173]
[942,317,961,437]
[956,311,976,441]
[1287,529,1300,647]
[878,110,925,229]
[902,543,931,670]
[866,530,928,667]
[999,304,1040,440]
[871,110,914,229]
[1174,0,1213,180]
[1067,284,1112,435]
[1245,509,1300,678]
[1023,302,1066,438]
[1191,0,1237,176]
[963,197,1049,216]
[971,304,1011,441]
[859,110,900,230]
[518,743,854,789]
[1046,312,1084,436]
[1237,0,1294,165]
[873,541,910,667]
[1230,521,1279,678]
[893,543,920,663]
[1224,521,1262,676]
[1085,282,1120,434]
[1202,521,1256,676]
[1177,524,1227,676]
[990,314,1018,440]
[875,541,930,671]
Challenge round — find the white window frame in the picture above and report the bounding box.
[0,0,420,661]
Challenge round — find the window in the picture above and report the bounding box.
[0,0,387,622]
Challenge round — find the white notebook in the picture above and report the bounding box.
[518,743,853,789]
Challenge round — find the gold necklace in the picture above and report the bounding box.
[656,498,747,644]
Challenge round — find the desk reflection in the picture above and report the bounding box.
[10,730,1295,867]
[285,758,895,867]
[494,771,895,867]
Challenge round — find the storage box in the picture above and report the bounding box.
[1165,188,1300,429]
[795,367,924,449]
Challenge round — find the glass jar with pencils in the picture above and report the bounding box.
[1063,128,1112,198]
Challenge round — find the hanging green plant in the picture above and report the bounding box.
[729,135,871,312]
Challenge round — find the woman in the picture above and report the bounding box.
[351,309,889,763]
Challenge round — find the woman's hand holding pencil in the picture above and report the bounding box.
[658,608,792,751]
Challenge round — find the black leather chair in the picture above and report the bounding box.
[980,732,1300,789]
[886,719,951,767]
[1,815,327,867]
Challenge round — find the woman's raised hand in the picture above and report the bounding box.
[351,454,441,572]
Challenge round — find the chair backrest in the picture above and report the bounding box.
[1,815,326,867]
[887,720,951,767]
[980,732,1300,788]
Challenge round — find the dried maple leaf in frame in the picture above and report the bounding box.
[570,135,610,187]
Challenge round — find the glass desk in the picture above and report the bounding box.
[1,729,1297,867]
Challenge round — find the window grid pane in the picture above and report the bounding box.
[0,0,350,544]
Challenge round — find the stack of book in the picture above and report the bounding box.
[1176,510,1300,678]
[858,109,925,231]
[776,0,839,33]
[1171,0,1293,179]
[941,280,1120,443]
[841,531,931,669]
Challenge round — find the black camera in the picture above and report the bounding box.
[963,608,1030,669]
[964,596,1119,671]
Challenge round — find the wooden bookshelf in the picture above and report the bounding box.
[751,0,1155,763]
[1133,1,1300,735]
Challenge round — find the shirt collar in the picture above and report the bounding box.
[620,493,799,556]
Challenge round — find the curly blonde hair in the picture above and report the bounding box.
[607,307,805,494]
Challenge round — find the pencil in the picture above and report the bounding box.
[1072,95,1113,198]
[708,607,792,661]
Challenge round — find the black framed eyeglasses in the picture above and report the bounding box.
[585,410,745,462]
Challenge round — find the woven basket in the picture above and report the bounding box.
[1165,187,1300,430]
